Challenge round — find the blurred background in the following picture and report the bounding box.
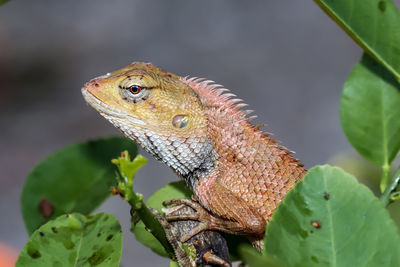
[1,0,400,266]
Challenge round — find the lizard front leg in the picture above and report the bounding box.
[164,178,266,242]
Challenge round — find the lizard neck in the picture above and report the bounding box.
[119,122,218,190]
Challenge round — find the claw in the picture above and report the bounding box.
[203,251,231,267]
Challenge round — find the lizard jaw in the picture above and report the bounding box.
[81,87,146,126]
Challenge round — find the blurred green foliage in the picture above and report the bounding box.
[21,137,137,235]
[315,0,400,81]
[244,166,400,267]
[16,213,123,267]
[341,54,400,191]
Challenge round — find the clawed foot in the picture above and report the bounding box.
[203,251,231,267]
[163,198,211,242]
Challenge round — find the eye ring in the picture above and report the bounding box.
[129,85,142,94]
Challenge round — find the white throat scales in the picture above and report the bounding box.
[103,114,216,189]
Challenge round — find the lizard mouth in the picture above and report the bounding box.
[81,87,146,126]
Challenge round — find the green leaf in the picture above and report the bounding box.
[146,180,192,210]
[264,165,400,267]
[16,213,123,267]
[224,234,252,262]
[21,137,138,235]
[340,54,400,189]
[169,261,180,267]
[132,181,192,258]
[0,0,10,5]
[315,0,400,81]
[239,245,282,267]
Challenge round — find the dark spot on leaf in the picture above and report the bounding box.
[106,234,113,241]
[39,232,44,237]
[103,216,109,222]
[63,239,75,250]
[88,247,110,265]
[97,232,102,237]
[378,1,386,12]
[300,205,312,216]
[311,220,322,229]
[27,246,41,259]
[324,192,330,200]
[311,256,319,263]
[300,229,308,239]
[38,198,54,217]
[51,227,58,234]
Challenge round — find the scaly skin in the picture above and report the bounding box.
[82,62,306,249]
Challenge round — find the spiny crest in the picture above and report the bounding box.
[181,76,258,124]
[181,76,303,167]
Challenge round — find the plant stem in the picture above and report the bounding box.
[380,164,391,193]
[380,166,400,207]
[112,152,175,258]
[127,192,175,258]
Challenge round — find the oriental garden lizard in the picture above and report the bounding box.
[82,62,306,250]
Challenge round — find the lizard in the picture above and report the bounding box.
[81,62,306,250]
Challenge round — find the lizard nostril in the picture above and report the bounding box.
[94,83,99,87]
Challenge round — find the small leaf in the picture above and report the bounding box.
[264,165,400,267]
[340,54,400,189]
[16,213,123,267]
[21,137,138,235]
[132,181,192,257]
[315,0,400,81]
[112,152,148,186]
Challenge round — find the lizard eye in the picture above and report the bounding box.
[119,76,153,102]
[129,85,142,95]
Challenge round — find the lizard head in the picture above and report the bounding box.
[82,62,207,136]
[82,62,214,182]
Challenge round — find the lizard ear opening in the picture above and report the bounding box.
[172,114,189,129]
